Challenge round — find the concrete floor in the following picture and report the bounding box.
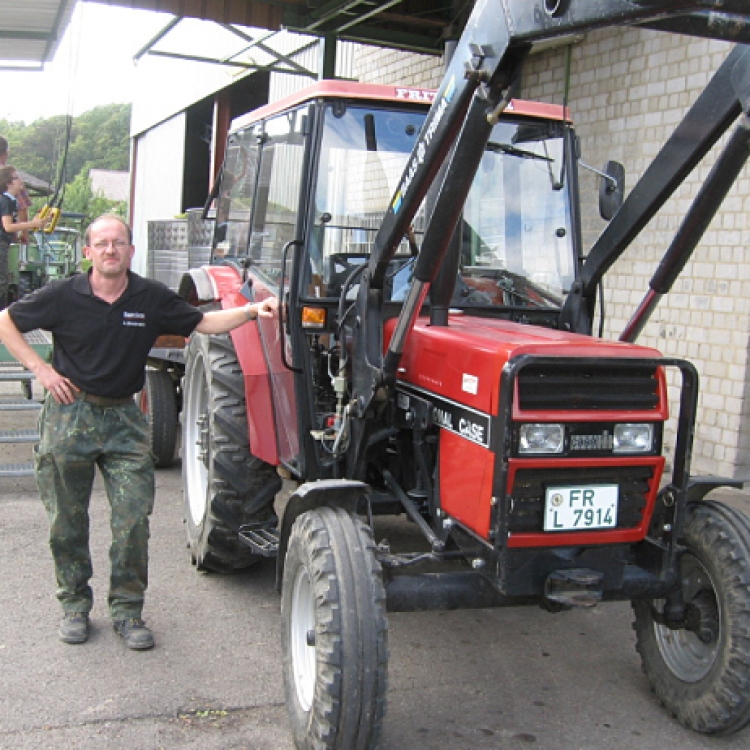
[1,379,750,749]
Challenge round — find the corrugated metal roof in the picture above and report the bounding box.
[0,2,458,72]
[0,0,78,69]
[104,1,456,55]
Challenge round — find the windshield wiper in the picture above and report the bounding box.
[486,142,553,162]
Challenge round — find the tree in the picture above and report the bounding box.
[65,104,131,181]
[9,115,70,185]
[62,171,127,224]
[0,103,131,216]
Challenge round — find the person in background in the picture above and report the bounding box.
[0,166,48,308]
[0,137,32,241]
[0,213,278,650]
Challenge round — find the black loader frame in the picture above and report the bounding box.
[180,2,750,747]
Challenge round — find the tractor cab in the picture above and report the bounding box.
[207,82,580,476]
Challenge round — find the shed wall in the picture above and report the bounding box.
[131,112,186,277]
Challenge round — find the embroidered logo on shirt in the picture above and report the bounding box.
[122,311,146,328]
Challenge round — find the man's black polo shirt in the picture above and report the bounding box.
[9,270,204,398]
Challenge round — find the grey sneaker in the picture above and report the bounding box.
[114,618,154,650]
[59,612,89,644]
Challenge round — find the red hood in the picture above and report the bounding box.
[387,314,664,417]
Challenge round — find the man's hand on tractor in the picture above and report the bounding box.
[249,296,279,319]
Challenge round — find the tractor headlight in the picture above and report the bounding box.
[519,423,564,454]
[613,423,653,453]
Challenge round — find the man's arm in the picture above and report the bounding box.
[1,213,45,233]
[16,189,31,242]
[195,297,278,335]
[0,310,78,404]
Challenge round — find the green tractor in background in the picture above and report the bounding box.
[3,212,86,400]
[8,212,86,302]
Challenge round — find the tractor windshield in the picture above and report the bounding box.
[455,119,575,310]
[311,104,427,295]
[311,105,574,310]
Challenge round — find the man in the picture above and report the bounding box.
[0,214,278,650]
[0,167,47,307]
[0,137,31,240]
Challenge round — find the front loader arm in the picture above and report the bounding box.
[349,0,516,434]
[364,0,744,298]
[347,0,750,477]
[639,9,750,43]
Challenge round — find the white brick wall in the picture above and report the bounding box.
[350,29,750,479]
[352,46,444,88]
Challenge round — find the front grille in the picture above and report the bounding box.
[508,464,653,534]
[517,363,659,411]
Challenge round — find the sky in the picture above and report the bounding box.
[0,2,170,123]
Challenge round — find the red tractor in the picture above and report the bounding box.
[175,2,750,747]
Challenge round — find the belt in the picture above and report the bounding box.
[77,391,134,407]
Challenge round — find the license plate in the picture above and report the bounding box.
[544,485,618,531]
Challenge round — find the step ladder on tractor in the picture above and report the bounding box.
[0,330,52,477]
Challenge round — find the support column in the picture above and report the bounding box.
[212,90,232,182]
[318,34,337,80]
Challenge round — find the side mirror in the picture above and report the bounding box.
[599,160,625,221]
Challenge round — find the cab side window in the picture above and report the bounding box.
[213,128,259,260]
[249,109,307,288]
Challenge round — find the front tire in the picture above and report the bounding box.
[282,507,388,750]
[633,500,750,734]
[182,332,280,572]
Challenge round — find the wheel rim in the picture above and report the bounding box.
[652,554,721,682]
[183,350,210,527]
[290,564,316,712]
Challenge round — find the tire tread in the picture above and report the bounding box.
[633,500,750,735]
[282,507,388,750]
[183,333,280,573]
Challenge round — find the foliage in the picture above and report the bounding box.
[0,103,130,217]
[66,104,131,181]
[60,171,127,224]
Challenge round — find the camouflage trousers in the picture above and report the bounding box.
[35,395,155,620]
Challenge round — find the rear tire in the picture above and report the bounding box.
[633,500,750,734]
[138,368,178,468]
[282,506,388,750]
[182,332,280,572]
